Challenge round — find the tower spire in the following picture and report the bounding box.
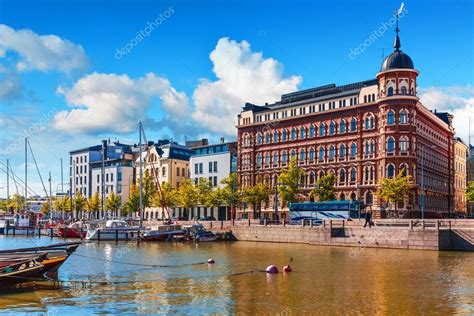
[394,3,404,51]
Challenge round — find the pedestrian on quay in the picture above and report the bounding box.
[364,211,373,228]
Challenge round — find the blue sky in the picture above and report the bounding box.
[0,0,473,196]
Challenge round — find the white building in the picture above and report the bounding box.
[70,145,102,198]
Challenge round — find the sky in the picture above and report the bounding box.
[0,0,473,197]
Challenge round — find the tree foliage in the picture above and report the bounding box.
[467,181,474,202]
[124,185,140,216]
[313,173,336,201]
[376,169,413,216]
[85,192,101,213]
[106,192,122,214]
[177,179,199,211]
[277,158,305,205]
[152,182,179,208]
[220,173,240,207]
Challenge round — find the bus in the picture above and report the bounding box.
[289,200,360,224]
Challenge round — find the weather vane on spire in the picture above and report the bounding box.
[394,2,404,51]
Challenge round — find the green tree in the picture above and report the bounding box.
[7,194,25,213]
[242,186,258,217]
[467,181,474,202]
[142,170,157,208]
[376,169,413,218]
[277,158,305,206]
[151,182,179,219]
[196,178,212,205]
[40,200,51,215]
[106,192,122,217]
[0,199,7,213]
[53,196,72,214]
[74,192,86,219]
[220,173,240,219]
[124,185,140,217]
[177,179,199,220]
[85,192,101,219]
[313,173,336,201]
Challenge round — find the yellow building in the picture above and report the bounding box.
[454,138,468,215]
[135,141,191,189]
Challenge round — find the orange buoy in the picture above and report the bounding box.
[266,265,278,273]
[208,258,215,264]
[283,265,292,273]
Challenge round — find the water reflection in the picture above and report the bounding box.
[0,237,472,314]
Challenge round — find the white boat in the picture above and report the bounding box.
[85,220,141,241]
[142,223,184,241]
[0,217,36,236]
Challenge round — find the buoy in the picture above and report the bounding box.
[208,258,215,264]
[266,265,278,273]
[283,265,292,273]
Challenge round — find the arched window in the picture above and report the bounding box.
[387,164,395,178]
[282,151,288,163]
[387,110,395,125]
[339,169,346,184]
[401,86,407,95]
[256,153,262,166]
[400,136,409,152]
[318,147,325,161]
[364,114,374,129]
[319,170,325,179]
[366,191,373,205]
[309,124,316,137]
[291,149,297,158]
[282,129,288,141]
[309,148,315,162]
[300,126,306,139]
[300,149,306,161]
[400,109,408,124]
[350,118,357,132]
[291,128,297,140]
[387,136,395,153]
[265,132,271,144]
[265,152,271,165]
[329,145,336,161]
[329,121,336,135]
[350,143,357,158]
[273,131,279,143]
[242,133,251,147]
[350,168,357,182]
[319,123,326,136]
[339,120,347,133]
[309,172,316,185]
[273,151,279,164]
[400,163,409,176]
[388,87,394,96]
[256,133,263,145]
[339,144,347,160]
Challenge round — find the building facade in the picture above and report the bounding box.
[69,145,102,198]
[236,29,455,219]
[453,138,468,215]
[468,145,474,216]
[190,141,237,188]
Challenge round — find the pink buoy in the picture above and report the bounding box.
[283,265,292,273]
[208,258,215,264]
[266,265,278,273]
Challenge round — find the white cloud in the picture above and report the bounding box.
[53,72,189,134]
[0,24,89,73]
[192,37,302,135]
[0,67,22,100]
[419,86,474,143]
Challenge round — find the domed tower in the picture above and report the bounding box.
[375,15,419,216]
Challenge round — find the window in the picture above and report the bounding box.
[273,131,279,143]
[291,149,297,159]
[97,174,100,182]
[400,137,409,152]
[162,167,166,176]
[213,161,218,172]
[300,126,306,139]
[339,144,347,160]
[387,110,395,125]
[213,176,217,187]
[256,133,263,145]
[282,129,288,141]
[350,143,357,158]
[388,87,394,96]
[291,128,297,140]
[387,136,395,153]
[329,145,336,161]
[209,162,213,173]
[339,169,346,184]
[365,114,374,129]
[387,164,395,178]
[319,147,325,161]
[339,120,347,133]
[256,153,262,166]
[110,173,114,181]
[366,191,373,205]
[265,153,271,166]
[309,148,315,161]
[300,150,306,161]
[117,172,122,181]
[309,124,316,137]
[265,133,271,144]
[329,121,336,135]
[319,123,326,136]
[194,163,199,174]
[309,172,316,185]
[199,163,203,174]
[350,118,357,132]
[282,151,288,164]
[273,152,279,164]
[400,110,408,124]
[350,168,357,182]
[401,86,407,95]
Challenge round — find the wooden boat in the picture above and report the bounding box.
[142,223,184,241]
[0,255,46,286]
[57,222,87,239]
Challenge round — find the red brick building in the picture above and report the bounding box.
[236,29,455,219]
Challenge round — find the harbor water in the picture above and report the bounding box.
[0,236,473,314]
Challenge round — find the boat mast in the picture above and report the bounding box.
[24,137,27,213]
[49,172,53,216]
[139,121,144,228]
[61,157,64,220]
[6,159,9,212]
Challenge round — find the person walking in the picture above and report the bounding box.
[363,211,373,228]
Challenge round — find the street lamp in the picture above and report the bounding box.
[420,145,436,219]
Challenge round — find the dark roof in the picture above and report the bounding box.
[433,111,453,126]
[69,145,102,154]
[381,50,414,71]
